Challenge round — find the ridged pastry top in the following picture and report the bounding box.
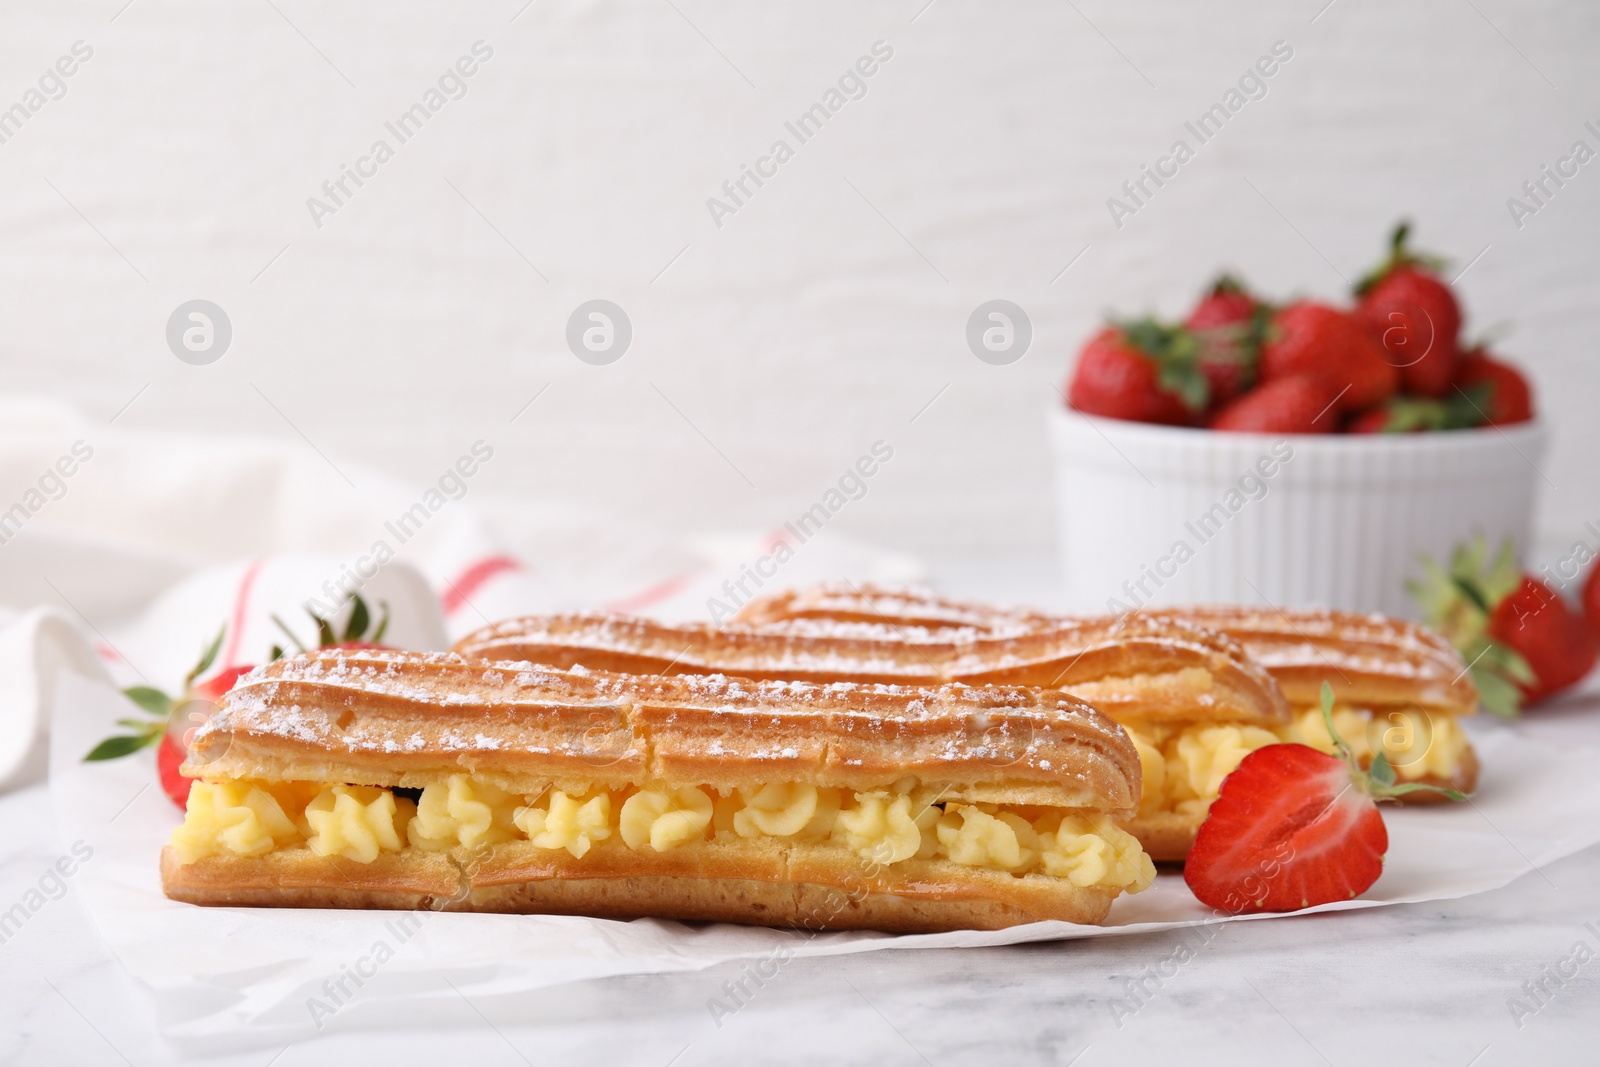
[185,649,1142,813]
[733,583,1048,633]
[452,612,1290,726]
[1173,605,1477,716]
[734,584,1477,717]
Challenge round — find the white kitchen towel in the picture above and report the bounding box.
[0,395,919,787]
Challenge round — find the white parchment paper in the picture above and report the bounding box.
[51,669,1600,1051]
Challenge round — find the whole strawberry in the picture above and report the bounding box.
[87,593,393,807]
[1210,376,1338,434]
[156,663,256,807]
[87,628,244,808]
[1185,683,1465,913]
[1184,275,1266,409]
[1355,223,1462,398]
[1488,576,1597,706]
[1454,349,1534,426]
[1067,320,1207,425]
[1410,537,1594,714]
[1584,562,1600,641]
[1260,301,1398,414]
[1344,392,1487,434]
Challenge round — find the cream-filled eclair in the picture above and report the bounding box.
[733,585,1481,827]
[163,649,1154,931]
[452,612,1292,861]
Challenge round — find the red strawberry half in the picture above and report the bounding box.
[1186,684,1465,913]
[1260,301,1398,414]
[1355,222,1462,397]
[1067,321,1207,425]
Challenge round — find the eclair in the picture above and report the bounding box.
[162,649,1155,931]
[452,613,1292,861]
[735,584,1481,806]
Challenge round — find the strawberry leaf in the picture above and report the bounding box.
[84,733,159,761]
[123,685,173,717]
[311,608,337,649]
[1355,220,1449,295]
[1377,782,1469,802]
[271,614,307,653]
[1481,538,1524,606]
[1368,752,1396,789]
[184,627,225,687]
[269,644,284,662]
[1451,576,1491,615]
[1118,317,1209,411]
[372,601,391,644]
[1471,653,1528,718]
[1412,534,1536,718]
[344,594,370,642]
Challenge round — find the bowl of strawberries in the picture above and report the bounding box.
[1052,223,1544,619]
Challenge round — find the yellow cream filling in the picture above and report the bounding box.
[1126,707,1470,819]
[408,774,520,851]
[305,785,415,863]
[1282,706,1468,782]
[514,789,612,858]
[172,776,1153,891]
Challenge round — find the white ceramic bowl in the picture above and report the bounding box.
[1047,406,1548,619]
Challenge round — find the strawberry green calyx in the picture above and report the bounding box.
[1407,536,1534,717]
[1318,683,1469,801]
[1117,316,1209,411]
[83,593,394,766]
[1354,220,1450,296]
[85,626,225,762]
[271,592,391,653]
[1368,386,1492,433]
[1205,273,1248,297]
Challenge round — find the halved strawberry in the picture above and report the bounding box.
[1185,684,1465,913]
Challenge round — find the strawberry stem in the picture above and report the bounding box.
[1319,681,1471,802]
[1318,682,1359,772]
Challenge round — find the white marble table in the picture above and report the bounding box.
[4,561,1599,1066]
